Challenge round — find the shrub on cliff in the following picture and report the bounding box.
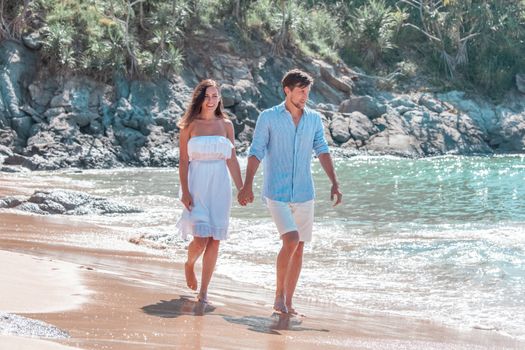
[3,0,188,78]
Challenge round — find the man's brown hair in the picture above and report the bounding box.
[281,69,314,92]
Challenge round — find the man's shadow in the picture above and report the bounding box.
[223,312,329,335]
[141,295,216,317]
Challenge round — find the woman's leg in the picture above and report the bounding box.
[198,238,220,302]
[185,237,208,290]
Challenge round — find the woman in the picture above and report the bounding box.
[176,79,243,303]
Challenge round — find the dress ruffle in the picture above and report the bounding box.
[188,135,233,161]
[176,219,229,240]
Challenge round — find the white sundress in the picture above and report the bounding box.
[177,135,233,240]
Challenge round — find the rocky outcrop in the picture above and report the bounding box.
[0,40,37,151]
[364,109,491,156]
[1,33,525,171]
[1,51,183,169]
[318,90,525,157]
[439,91,525,153]
[339,95,386,119]
[516,74,525,94]
[0,189,142,215]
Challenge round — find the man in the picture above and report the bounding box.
[238,69,342,314]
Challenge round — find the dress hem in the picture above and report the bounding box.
[177,221,229,241]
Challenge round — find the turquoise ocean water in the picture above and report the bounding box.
[9,155,525,339]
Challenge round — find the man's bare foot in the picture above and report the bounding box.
[286,306,305,317]
[184,262,197,290]
[273,296,288,313]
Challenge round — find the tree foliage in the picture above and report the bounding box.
[398,0,525,98]
[0,0,523,98]
[0,0,31,41]
[343,0,407,67]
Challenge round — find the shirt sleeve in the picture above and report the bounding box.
[248,111,270,161]
[313,114,329,156]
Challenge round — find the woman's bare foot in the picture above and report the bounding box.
[273,295,288,313]
[184,262,198,290]
[197,291,208,304]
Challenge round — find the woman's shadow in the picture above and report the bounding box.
[141,295,216,317]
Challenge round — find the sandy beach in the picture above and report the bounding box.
[1,175,524,350]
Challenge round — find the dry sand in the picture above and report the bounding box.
[0,335,84,350]
[1,175,524,350]
[0,250,88,313]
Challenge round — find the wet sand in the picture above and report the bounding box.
[1,176,524,349]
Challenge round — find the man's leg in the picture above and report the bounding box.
[198,238,220,302]
[284,200,313,313]
[275,231,299,313]
[284,241,304,313]
[184,237,209,290]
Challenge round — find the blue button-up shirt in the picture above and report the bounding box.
[248,102,329,203]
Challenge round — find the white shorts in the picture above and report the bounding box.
[265,198,314,242]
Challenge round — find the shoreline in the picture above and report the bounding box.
[1,175,524,349]
[1,217,523,349]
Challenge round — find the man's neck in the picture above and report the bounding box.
[284,100,303,120]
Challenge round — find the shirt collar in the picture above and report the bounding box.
[278,101,311,117]
[277,102,287,115]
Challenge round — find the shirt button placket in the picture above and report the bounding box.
[292,119,303,202]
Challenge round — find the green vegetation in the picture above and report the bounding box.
[0,0,524,99]
[1,0,189,77]
[342,0,406,68]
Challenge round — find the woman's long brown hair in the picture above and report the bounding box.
[177,79,226,129]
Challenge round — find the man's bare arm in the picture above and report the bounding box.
[318,153,342,206]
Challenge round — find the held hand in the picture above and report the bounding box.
[330,184,342,207]
[181,192,193,211]
[237,186,254,206]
